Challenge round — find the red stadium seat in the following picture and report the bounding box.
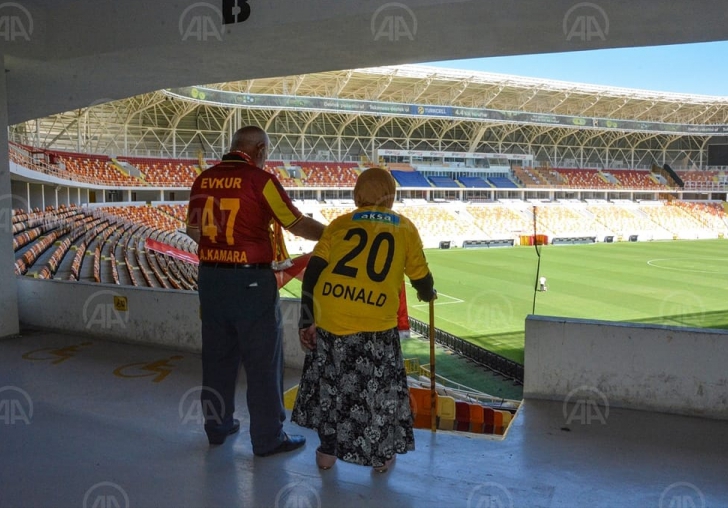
[483,407,496,434]
[455,402,470,432]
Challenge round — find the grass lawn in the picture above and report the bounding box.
[283,239,728,364]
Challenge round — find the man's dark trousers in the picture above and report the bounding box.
[198,264,286,454]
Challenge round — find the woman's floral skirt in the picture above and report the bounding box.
[292,327,415,468]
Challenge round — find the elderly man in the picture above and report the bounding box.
[186,125,324,455]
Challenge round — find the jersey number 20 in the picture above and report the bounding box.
[332,227,395,282]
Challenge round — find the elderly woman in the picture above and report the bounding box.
[292,167,436,473]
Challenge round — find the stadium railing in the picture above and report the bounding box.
[408,316,524,383]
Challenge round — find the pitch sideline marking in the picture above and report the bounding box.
[412,300,463,308]
[404,283,464,308]
[647,257,728,274]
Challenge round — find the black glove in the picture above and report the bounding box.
[299,255,328,329]
[420,288,437,302]
[411,273,436,302]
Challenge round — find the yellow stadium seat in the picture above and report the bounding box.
[437,396,456,430]
[403,358,420,375]
[501,411,513,433]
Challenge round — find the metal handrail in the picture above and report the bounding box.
[408,316,524,384]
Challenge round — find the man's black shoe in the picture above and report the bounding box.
[206,419,240,445]
[254,433,306,457]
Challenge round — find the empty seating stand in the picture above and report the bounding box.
[553,168,613,189]
[428,176,460,188]
[297,162,359,187]
[486,177,519,188]
[408,387,517,436]
[117,157,198,187]
[390,170,431,187]
[53,152,143,186]
[458,176,491,188]
[611,169,664,189]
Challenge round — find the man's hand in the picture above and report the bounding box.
[289,216,325,241]
[299,324,317,350]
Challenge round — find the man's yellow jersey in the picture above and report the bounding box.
[312,206,430,335]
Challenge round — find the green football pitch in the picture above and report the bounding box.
[281,239,728,368]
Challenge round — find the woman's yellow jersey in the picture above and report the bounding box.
[312,206,430,335]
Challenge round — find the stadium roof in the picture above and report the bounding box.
[196,64,728,125]
[4,0,728,124]
[13,64,728,162]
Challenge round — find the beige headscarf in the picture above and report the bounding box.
[354,167,396,209]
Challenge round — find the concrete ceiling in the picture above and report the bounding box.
[2,0,728,124]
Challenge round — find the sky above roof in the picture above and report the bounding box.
[427,41,728,97]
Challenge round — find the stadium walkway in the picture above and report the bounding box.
[2,328,727,508]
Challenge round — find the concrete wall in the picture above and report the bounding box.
[0,53,18,337]
[524,315,728,420]
[16,278,307,369]
[0,58,20,338]
[20,279,728,419]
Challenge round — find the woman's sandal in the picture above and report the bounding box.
[372,455,396,473]
[316,447,337,470]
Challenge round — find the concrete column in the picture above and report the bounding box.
[0,54,20,337]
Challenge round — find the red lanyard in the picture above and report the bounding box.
[228,151,255,165]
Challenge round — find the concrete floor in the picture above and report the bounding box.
[1,328,727,508]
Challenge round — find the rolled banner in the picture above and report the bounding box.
[397,281,410,339]
[270,221,293,271]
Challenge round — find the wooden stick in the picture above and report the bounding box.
[429,298,437,433]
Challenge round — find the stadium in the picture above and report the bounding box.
[9,65,728,366]
[2,2,728,508]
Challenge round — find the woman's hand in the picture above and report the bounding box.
[299,324,317,350]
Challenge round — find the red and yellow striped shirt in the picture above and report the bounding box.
[187,154,302,264]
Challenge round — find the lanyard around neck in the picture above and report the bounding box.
[228,151,255,165]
